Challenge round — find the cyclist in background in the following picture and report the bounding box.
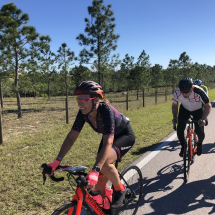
[172,77,212,157]
[47,81,135,209]
[194,79,208,96]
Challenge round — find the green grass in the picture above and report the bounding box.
[0,89,215,214]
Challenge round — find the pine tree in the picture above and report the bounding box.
[76,0,119,84]
[55,43,75,98]
[38,35,55,99]
[0,2,39,117]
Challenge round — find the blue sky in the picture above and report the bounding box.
[1,0,215,69]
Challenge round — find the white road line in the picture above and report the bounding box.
[136,133,177,170]
[123,132,177,181]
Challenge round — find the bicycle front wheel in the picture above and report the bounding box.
[184,139,191,183]
[51,201,93,215]
[117,165,143,215]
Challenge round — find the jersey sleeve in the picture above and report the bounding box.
[71,110,85,132]
[100,105,115,135]
[173,89,180,104]
[193,86,209,104]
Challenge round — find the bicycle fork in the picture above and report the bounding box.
[185,127,197,162]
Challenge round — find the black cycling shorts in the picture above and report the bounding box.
[97,123,135,162]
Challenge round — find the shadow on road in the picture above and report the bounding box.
[203,142,215,155]
[136,142,215,214]
[132,140,179,156]
[141,173,215,214]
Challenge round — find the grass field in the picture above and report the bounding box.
[0,89,215,215]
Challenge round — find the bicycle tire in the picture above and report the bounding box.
[115,165,143,215]
[184,139,191,183]
[51,201,93,215]
[192,134,197,163]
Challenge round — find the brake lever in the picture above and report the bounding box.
[41,164,52,185]
[42,169,47,185]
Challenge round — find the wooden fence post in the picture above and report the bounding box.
[126,91,128,110]
[155,88,157,104]
[65,97,69,124]
[165,87,167,102]
[142,89,145,107]
[0,104,3,144]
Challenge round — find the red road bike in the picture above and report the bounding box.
[174,115,208,183]
[41,160,143,215]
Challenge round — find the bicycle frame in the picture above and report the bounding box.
[42,163,142,215]
[68,186,105,215]
[183,123,198,162]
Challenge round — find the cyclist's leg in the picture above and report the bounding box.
[96,137,119,197]
[103,123,135,187]
[96,123,135,208]
[108,124,135,208]
[177,105,190,156]
[193,108,205,155]
[95,148,117,197]
[96,124,135,188]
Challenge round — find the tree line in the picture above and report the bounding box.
[0,1,215,118]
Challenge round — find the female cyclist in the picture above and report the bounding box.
[47,81,135,209]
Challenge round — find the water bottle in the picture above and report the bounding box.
[92,190,103,206]
[103,187,113,209]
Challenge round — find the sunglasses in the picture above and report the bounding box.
[76,97,96,104]
[180,90,191,94]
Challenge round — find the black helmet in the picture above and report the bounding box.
[74,81,103,98]
[178,77,193,91]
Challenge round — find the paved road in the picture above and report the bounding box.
[132,102,215,215]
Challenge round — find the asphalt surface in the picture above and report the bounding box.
[131,102,215,215]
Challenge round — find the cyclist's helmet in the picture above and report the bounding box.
[74,81,103,98]
[194,79,202,86]
[178,77,193,91]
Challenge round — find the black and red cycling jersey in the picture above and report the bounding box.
[72,103,130,136]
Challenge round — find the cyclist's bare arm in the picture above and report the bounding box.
[56,130,80,161]
[200,102,212,126]
[94,134,114,169]
[172,103,178,124]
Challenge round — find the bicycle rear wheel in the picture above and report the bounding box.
[184,139,191,183]
[116,165,143,215]
[51,201,93,215]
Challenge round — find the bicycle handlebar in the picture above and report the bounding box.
[41,163,101,196]
[173,118,208,131]
[41,163,65,185]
